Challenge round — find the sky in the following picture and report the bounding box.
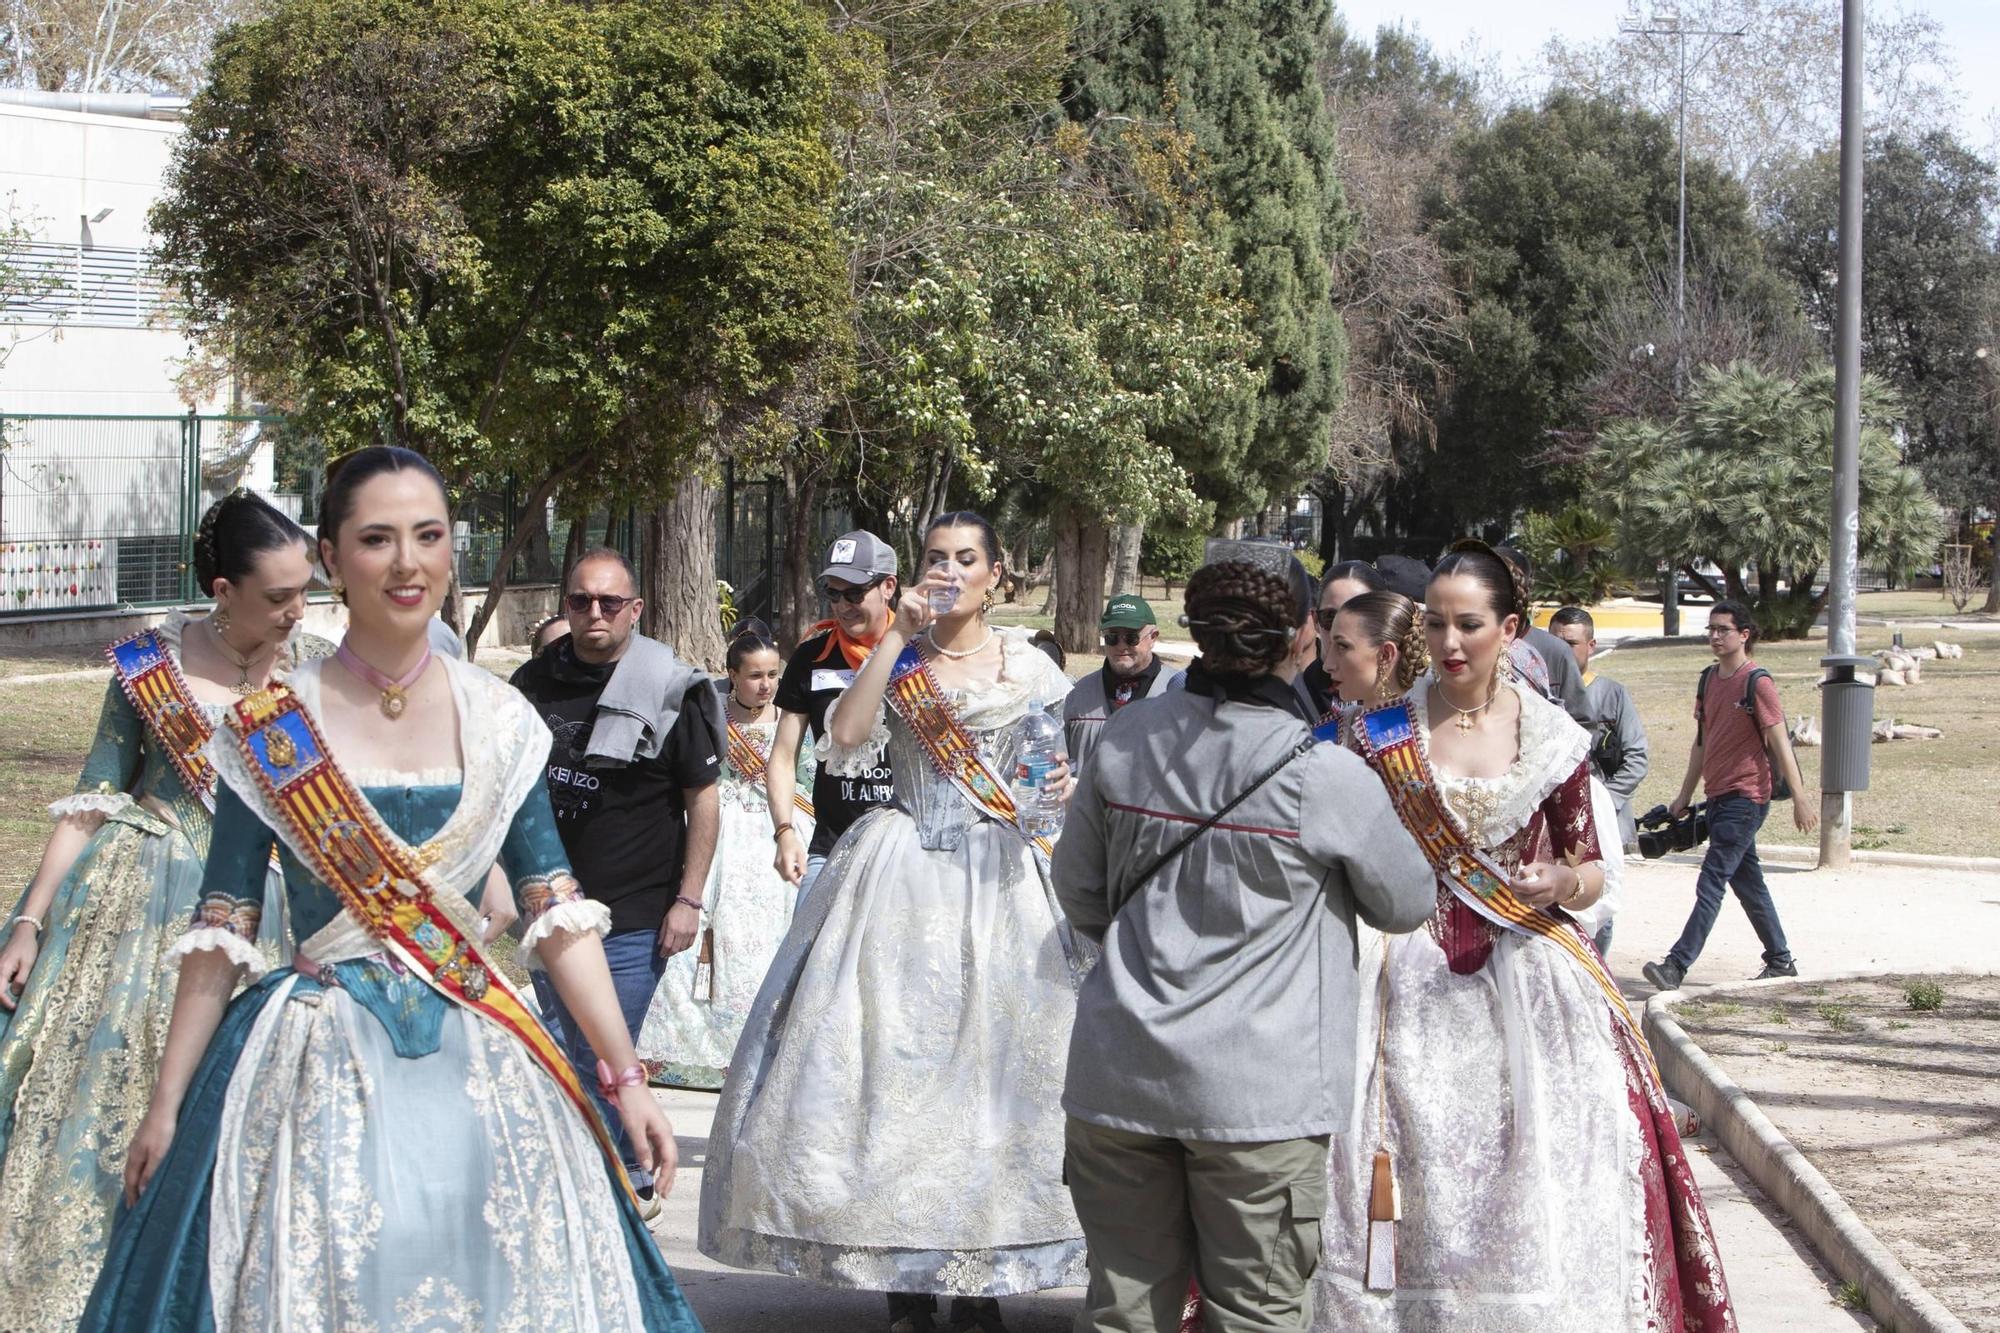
[1332,0,2000,151]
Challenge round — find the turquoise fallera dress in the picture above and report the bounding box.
[81,655,702,1333]
[0,612,293,1331]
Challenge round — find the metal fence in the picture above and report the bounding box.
[0,413,268,613]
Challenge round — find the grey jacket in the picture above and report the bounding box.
[1062,661,1178,774]
[1051,670,1435,1142]
[1524,624,1589,721]
[584,632,724,769]
[1582,672,1650,848]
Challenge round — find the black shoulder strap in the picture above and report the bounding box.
[1694,664,1717,744]
[1123,733,1318,893]
[1742,667,1773,711]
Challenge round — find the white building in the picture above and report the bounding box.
[1,93,265,615]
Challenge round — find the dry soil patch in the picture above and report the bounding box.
[1673,976,2000,1330]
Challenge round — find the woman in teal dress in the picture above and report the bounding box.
[0,491,316,1330]
[84,447,701,1332]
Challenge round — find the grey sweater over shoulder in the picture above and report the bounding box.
[1051,672,1435,1142]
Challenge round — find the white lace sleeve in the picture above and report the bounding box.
[164,891,271,977]
[1571,777,1623,937]
[818,688,891,777]
[515,872,612,969]
[47,791,130,823]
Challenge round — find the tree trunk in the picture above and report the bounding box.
[520,500,554,581]
[1053,511,1112,653]
[1109,523,1143,596]
[464,462,581,657]
[1984,490,1999,614]
[561,514,589,589]
[778,463,821,651]
[642,470,726,671]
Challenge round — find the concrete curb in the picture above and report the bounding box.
[1653,845,2000,874]
[1644,991,1972,1333]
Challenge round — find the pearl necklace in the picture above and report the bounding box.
[925,626,995,660]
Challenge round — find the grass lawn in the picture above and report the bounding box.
[1851,588,1994,623]
[1603,628,1997,858]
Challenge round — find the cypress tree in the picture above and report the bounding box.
[1067,0,1349,519]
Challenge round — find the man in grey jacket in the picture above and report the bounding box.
[1052,547,1435,1333]
[1063,593,1177,774]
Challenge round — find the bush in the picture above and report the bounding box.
[1140,527,1205,581]
[1904,980,1945,1012]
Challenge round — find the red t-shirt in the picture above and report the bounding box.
[1697,661,1784,802]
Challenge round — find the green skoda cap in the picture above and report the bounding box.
[1099,594,1157,630]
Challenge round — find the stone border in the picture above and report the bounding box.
[1644,988,1972,1333]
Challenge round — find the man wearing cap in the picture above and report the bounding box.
[1064,593,1177,775]
[767,532,901,904]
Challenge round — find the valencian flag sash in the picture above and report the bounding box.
[225,685,633,1199]
[107,629,218,811]
[724,720,815,819]
[1349,696,1652,1072]
[884,643,1052,860]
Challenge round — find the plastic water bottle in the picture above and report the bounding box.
[1012,712,1066,840]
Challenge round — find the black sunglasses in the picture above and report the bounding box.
[566,592,633,617]
[1101,629,1143,647]
[1313,607,1341,630]
[823,578,885,606]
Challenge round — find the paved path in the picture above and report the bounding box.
[645,854,1997,1329]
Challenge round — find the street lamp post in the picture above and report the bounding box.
[1619,10,1745,638]
[1818,0,1867,869]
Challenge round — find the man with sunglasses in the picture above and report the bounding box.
[509,547,722,1227]
[768,531,901,903]
[1063,594,1176,774]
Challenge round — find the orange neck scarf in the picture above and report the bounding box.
[809,619,882,670]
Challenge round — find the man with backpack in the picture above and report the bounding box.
[1643,601,1818,991]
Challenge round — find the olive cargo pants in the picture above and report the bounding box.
[1065,1117,1329,1332]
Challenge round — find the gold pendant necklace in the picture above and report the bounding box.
[208,619,270,696]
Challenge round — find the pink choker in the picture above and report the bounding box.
[335,642,432,720]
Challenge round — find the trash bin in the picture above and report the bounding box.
[1818,655,1875,793]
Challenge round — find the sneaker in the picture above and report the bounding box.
[635,1189,665,1233]
[1752,959,1799,980]
[1642,959,1686,992]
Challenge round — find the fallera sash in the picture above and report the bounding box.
[224,684,633,1199]
[884,643,1052,860]
[107,628,217,812]
[1349,696,1653,1073]
[724,719,814,819]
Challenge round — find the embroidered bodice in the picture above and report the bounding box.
[821,630,1072,853]
[722,719,814,815]
[1411,679,1602,972]
[61,612,332,855]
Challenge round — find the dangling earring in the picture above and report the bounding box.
[213,605,232,632]
[331,580,347,606]
[1492,647,1508,695]
[981,587,995,614]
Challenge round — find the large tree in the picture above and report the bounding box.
[152,0,850,661]
[1541,0,1958,204]
[1418,92,1784,537]
[1598,362,1941,636]
[1762,131,2000,523]
[1066,0,1351,519]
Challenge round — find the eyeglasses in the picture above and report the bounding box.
[1312,607,1342,630]
[1707,624,1742,637]
[565,592,633,617]
[1102,629,1143,647]
[823,578,884,606]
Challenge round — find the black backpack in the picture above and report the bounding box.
[1695,664,1790,801]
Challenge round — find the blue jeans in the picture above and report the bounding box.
[795,853,827,913]
[1665,793,1794,974]
[532,925,667,1191]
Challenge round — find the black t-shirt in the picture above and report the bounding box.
[774,631,896,857]
[1300,657,1337,719]
[509,641,721,932]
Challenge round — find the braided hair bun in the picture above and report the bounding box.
[1335,591,1430,693]
[193,488,309,597]
[1183,561,1300,675]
